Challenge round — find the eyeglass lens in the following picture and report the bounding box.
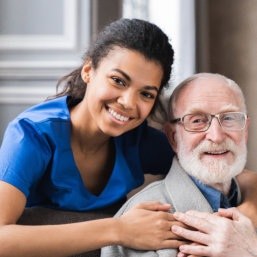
[183,112,246,131]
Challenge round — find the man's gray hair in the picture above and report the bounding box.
[168,73,247,120]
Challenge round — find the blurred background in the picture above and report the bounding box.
[0,0,257,172]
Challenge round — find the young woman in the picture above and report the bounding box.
[0,18,178,257]
[0,18,256,257]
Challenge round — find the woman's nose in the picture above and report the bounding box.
[117,90,136,109]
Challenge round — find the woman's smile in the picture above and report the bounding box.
[107,106,131,123]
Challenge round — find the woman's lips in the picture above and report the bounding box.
[107,107,131,122]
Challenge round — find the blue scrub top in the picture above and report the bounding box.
[0,96,174,211]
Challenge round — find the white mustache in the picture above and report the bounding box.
[193,140,235,154]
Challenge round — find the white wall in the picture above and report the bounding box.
[0,0,91,141]
[123,0,196,94]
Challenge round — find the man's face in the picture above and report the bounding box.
[166,77,249,186]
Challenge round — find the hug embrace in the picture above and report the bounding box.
[0,18,257,257]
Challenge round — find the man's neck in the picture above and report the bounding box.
[208,181,232,196]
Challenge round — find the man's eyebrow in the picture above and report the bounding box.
[219,104,240,112]
[112,69,131,81]
[184,107,204,114]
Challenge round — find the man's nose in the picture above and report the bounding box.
[205,117,226,143]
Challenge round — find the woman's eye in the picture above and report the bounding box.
[141,91,155,99]
[112,77,126,86]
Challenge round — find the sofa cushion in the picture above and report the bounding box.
[17,199,125,257]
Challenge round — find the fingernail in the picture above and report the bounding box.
[179,245,185,251]
[171,225,180,232]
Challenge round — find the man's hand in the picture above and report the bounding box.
[176,243,202,257]
[171,208,257,257]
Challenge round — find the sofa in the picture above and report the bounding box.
[17,174,163,257]
[17,199,125,257]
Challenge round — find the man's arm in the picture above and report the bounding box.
[236,169,257,227]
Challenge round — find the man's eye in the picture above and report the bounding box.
[223,116,234,121]
[141,91,155,99]
[192,119,204,123]
[112,77,126,86]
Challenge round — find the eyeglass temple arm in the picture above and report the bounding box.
[170,118,181,123]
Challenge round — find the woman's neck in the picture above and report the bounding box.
[70,101,110,153]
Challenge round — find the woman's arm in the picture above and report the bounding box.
[236,169,257,227]
[0,181,183,257]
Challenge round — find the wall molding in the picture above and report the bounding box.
[0,0,78,50]
[0,85,56,104]
[0,60,81,79]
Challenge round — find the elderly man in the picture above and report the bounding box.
[101,73,254,257]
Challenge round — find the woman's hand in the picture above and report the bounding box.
[171,208,257,257]
[117,201,188,250]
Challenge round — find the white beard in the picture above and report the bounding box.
[176,130,247,188]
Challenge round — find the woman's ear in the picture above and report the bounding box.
[81,59,92,83]
[163,121,178,153]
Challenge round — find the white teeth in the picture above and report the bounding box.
[206,151,227,155]
[108,108,129,122]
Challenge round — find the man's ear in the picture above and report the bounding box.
[164,121,178,153]
[245,116,250,142]
[81,59,92,83]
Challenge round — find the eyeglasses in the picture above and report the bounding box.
[171,112,247,132]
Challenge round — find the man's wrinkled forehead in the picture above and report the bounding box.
[183,104,241,116]
[175,77,242,115]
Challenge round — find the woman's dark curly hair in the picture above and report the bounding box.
[54,18,174,118]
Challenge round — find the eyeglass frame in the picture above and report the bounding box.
[170,112,248,132]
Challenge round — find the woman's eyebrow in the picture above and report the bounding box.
[112,68,159,92]
[144,86,159,92]
[112,68,131,81]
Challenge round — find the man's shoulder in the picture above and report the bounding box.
[115,179,171,217]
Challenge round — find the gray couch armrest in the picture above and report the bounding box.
[17,199,125,257]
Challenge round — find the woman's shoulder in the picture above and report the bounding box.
[16,96,70,123]
[4,96,71,146]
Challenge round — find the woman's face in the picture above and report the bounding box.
[81,47,163,137]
